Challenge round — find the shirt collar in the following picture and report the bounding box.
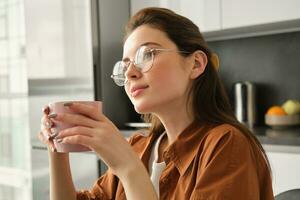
[133,122,210,175]
[163,122,210,175]
[133,131,161,171]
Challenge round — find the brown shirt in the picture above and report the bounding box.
[77,123,274,200]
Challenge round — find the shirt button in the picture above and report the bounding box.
[163,152,169,159]
[169,151,174,157]
[161,178,169,184]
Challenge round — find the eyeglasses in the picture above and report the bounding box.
[110,46,190,86]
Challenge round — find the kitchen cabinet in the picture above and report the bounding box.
[131,0,300,41]
[267,151,300,195]
[130,0,221,32]
[222,0,300,29]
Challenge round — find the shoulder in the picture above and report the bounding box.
[127,130,154,154]
[199,124,253,163]
[191,125,272,198]
[204,124,249,148]
[127,130,151,145]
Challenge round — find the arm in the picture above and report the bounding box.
[48,151,77,200]
[39,107,76,200]
[117,154,158,200]
[51,102,158,200]
[76,134,158,200]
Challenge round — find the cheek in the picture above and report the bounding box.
[124,85,133,101]
[149,67,189,99]
[124,85,130,96]
[151,59,189,88]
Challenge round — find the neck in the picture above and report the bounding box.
[154,104,194,145]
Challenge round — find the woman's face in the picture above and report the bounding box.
[123,25,195,114]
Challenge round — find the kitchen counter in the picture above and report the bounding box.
[254,127,300,146]
[252,126,300,153]
[32,128,300,153]
[120,127,300,153]
[124,127,300,147]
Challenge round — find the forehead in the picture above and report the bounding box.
[123,25,176,57]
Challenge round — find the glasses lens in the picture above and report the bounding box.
[112,61,126,86]
[135,46,153,72]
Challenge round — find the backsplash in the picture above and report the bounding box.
[208,31,300,126]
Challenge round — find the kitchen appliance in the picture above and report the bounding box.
[233,81,257,128]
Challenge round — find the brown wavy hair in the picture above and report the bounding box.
[124,7,271,174]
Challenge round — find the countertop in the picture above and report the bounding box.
[121,127,300,147]
[252,126,300,153]
[253,127,300,146]
[32,127,300,154]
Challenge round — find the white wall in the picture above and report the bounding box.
[25,0,93,79]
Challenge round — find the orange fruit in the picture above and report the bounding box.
[266,106,287,115]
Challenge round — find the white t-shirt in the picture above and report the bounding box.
[148,132,167,197]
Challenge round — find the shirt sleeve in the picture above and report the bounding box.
[190,127,269,200]
[76,168,119,200]
[76,132,146,200]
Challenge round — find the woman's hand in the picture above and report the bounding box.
[38,106,58,152]
[49,102,141,177]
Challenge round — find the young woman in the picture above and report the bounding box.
[39,7,274,200]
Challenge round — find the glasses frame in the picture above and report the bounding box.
[111,47,190,86]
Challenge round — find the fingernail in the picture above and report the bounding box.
[45,121,53,129]
[42,106,49,114]
[64,102,73,107]
[56,138,63,143]
[45,134,50,141]
[51,146,57,152]
[48,113,57,118]
[49,128,58,139]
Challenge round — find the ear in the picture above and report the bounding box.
[189,50,208,79]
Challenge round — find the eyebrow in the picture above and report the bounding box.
[122,42,162,61]
[140,42,162,47]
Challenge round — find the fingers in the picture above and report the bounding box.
[38,130,48,143]
[64,102,104,121]
[49,113,100,128]
[40,114,57,139]
[48,139,56,152]
[56,126,94,139]
[38,105,58,152]
[39,125,95,152]
[41,105,55,130]
[42,105,50,115]
[57,134,94,150]
[37,131,57,152]
[41,115,53,129]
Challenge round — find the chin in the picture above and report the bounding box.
[133,102,153,114]
[134,105,149,114]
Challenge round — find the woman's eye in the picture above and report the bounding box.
[121,62,129,72]
[142,51,152,61]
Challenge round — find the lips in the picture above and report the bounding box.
[130,85,149,97]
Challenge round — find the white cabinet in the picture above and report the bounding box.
[180,0,221,32]
[130,0,160,14]
[267,151,300,195]
[131,0,300,41]
[222,0,300,29]
[130,0,221,32]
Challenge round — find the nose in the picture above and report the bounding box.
[124,61,142,83]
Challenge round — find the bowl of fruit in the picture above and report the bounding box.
[265,99,300,129]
